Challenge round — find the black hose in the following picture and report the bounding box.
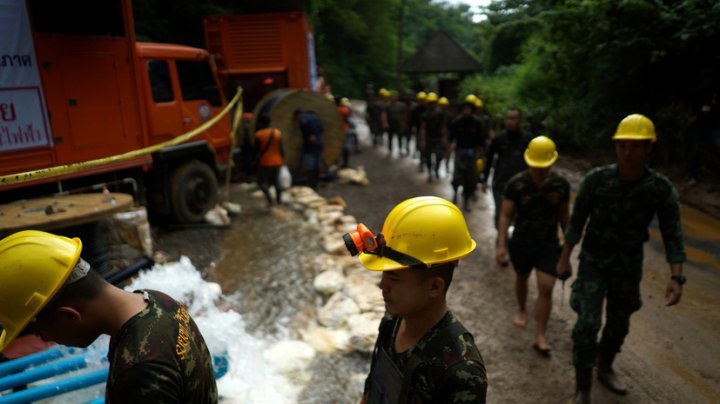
[107,256,154,285]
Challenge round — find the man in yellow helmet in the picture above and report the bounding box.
[0,230,218,403]
[349,197,487,404]
[496,136,570,355]
[420,92,449,182]
[557,114,686,404]
[410,91,429,165]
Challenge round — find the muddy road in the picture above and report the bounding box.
[155,117,720,403]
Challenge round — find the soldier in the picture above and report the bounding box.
[449,99,487,211]
[385,91,408,158]
[556,114,686,404]
[420,92,448,182]
[482,108,533,251]
[496,136,570,355]
[367,88,387,147]
[348,197,487,404]
[0,231,218,403]
[410,91,428,167]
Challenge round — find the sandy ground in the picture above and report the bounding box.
[153,119,720,403]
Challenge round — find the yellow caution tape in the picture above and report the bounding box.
[0,88,243,188]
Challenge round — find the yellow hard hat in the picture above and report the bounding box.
[359,196,476,271]
[325,93,334,101]
[474,98,484,109]
[416,91,427,101]
[476,158,485,174]
[378,88,390,97]
[524,136,559,168]
[464,94,478,103]
[612,113,656,143]
[438,97,450,106]
[340,97,351,107]
[0,230,82,352]
[426,92,439,103]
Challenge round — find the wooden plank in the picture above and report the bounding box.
[0,193,134,237]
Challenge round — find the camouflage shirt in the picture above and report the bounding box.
[365,311,487,404]
[483,130,533,188]
[564,164,686,262]
[504,170,570,244]
[423,109,448,143]
[387,101,408,132]
[106,290,218,403]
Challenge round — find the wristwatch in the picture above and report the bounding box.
[671,275,686,285]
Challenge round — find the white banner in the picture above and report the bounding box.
[0,0,52,153]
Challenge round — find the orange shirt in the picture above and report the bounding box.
[254,128,284,167]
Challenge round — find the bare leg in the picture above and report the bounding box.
[514,273,529,328]
[535,270,557,350]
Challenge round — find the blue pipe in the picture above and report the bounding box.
[0,355,88,391]
[0,368,108,404]
[0,347,65,377]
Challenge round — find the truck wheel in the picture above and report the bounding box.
[170,160,218,223]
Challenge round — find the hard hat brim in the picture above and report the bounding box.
[611,134,657,143]
[524,150,558,168]
[358,239,476,271]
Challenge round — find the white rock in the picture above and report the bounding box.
[344,270,384,312]
[263,340,316,372]
[318,292,360,328]
[205,205,231,226]
[323,234,348,255]
[221,202,242,215]
[347,312,384,353]
[313,270,346,295]
[336,167,369,185]
[300,327,350,353]
[251,190,265,199]
[319,210,344,224]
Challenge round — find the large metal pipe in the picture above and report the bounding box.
[0,368,108,404]
[0,347,64,377]
[0,355,87,391]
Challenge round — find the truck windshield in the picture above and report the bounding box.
[176,61,222,107]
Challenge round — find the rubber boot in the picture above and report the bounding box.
[598,352,628,395]
[572,367,592,404]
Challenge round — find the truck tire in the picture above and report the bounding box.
[169,160,218,223]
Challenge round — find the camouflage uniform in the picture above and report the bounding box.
[564,164,686,369]
[387,100,408,155]
[503,171,570,275]
[422,109,448,178]
[483,130,533,228]
[364,311,487,404]
[449,115,487,199]
[106,290,218,403]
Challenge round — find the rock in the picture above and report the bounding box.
[300,327,350,353]
[314,270,346,295]
[318,292,360,327]
[153,250,170,264]
[318,210,344,224]
[318,204,345,214]
[289,186,316,197]
[323,233,348,255]
[344,270,384,312]
[312,254,342,272]
[221,201,242,215]
[338,215,357,224]
[251,190,265,199]
[327,196,348,208]
[263,340,316,372]
[336,167,369,185]
[347,312,384,353]
[335,222,357,234]
[204,205,231,226]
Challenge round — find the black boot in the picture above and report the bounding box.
[572,367,592,404]
[598,352,628,395]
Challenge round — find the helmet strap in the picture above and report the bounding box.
[368,233,427,269]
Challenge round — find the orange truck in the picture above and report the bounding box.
[204,11,318,112]
[0,0,233,223]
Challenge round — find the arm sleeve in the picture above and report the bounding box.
[564,172,594,246]
[439,361,488,404]
[109,362,183,403]
[656,184,687,263]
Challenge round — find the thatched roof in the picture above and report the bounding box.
[399,31,482,74]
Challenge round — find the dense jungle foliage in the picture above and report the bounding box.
[134,0,719,172]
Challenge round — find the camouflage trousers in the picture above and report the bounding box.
[570,252,643,369]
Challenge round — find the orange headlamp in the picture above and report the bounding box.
[343,224,380,256]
